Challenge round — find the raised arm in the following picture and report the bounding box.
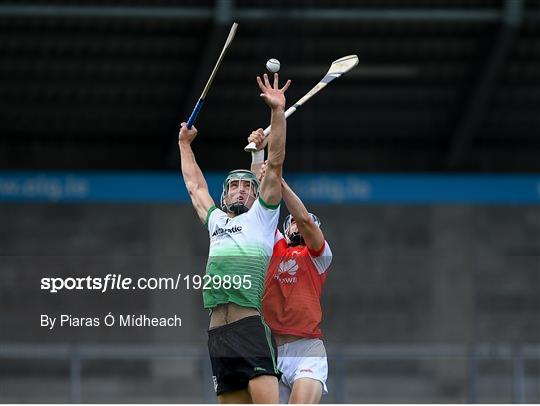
[178,122,215,224]
[281,178,325,252]
[257,73,291,206]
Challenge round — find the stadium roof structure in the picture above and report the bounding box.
[1,0,540,172]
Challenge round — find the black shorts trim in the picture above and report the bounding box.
[208,315,281,395]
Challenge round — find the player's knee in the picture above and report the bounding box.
[248,375,279,403]
[289,378,323,404]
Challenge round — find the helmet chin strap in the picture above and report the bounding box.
[227,202,249,215]
[288,232,304,246]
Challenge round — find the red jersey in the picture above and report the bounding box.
[262,230,333,339]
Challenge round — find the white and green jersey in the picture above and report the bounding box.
[203,196,280,311]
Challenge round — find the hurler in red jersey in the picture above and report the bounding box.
[247,128,333,404]
[263,179,333,404]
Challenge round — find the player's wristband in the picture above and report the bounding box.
[251,149,264,165]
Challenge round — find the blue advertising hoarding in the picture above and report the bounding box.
[0,172,538,204]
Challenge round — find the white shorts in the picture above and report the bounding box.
[277,338,328,403]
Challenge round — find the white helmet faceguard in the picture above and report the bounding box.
[283,213,321,246]
[220,169,260,215]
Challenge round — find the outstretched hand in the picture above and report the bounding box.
[257,73,291,111]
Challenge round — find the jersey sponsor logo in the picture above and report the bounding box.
[212,225,243,237]
[275,259,298,284]
[278,259,298,275]
[299,368,313,373]
[253,366,267,372]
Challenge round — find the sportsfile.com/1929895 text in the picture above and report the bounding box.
[40,274,252,293]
